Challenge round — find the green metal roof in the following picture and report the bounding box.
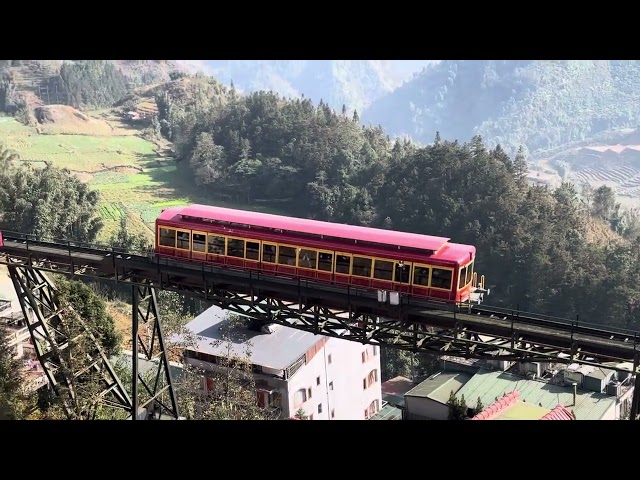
[405,372,472,404]
[456,369,616,420]
[370,404,403,420]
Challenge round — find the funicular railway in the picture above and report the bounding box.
[2,205,640,420]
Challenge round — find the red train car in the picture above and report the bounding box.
[0,230,3,248]
[154,204,483,304]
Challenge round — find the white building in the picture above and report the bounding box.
[180,306,383,420]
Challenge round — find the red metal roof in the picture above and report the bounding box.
[164,204,452,253]
[540,405,576,420]
[381,376,415,397]
[470,391,520,420]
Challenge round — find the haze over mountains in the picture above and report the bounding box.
[174,60,439,113]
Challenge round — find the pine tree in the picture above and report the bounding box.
[513,145,528,182]
[447,390,461,420]
[474,397,484,417]
[459,394,468,419]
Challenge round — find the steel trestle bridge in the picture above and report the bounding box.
[2,231,640,420]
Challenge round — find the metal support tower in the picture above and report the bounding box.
[7,263,132,419]
[130,280,180,420]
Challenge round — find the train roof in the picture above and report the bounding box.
[158,204,452,253]
[432,243,476,264]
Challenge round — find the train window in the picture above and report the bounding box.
[192,233,206,252]
[246,241,260,261]
[318,252,333,272]
[352,256,372,278]
[299,249,317,269]
[227,239,245,258]
[395,263,410,284]
[373,260,393,281]
[413,266,430,286]
[159,228,176,247]
[262,244,277,263]
[458,266,467,289]
[176,231,190,250]
[466,261,474,284]
[207,235,225,255]
[336,255,351,274]
[432,268,452,289]
[278,246,297,266]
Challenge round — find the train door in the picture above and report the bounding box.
[174,228,192,260]
[191,230,208,262]
[315,249,334,283]
[206,234,226,265]
[275,243,297,276]
[430,266,455,301]
[411,264,431,298]
[225,236,248,268]
[296,247,319,281]
[334,252,352,286]
[394,261,412,293]
[261,242,278,274]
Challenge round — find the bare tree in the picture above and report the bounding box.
[172,313,278,420]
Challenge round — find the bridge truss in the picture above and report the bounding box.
[1,234,640,420]
[5,262,179,420]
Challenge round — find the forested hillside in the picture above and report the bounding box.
[363,60,640,156]
[145,75,640,332]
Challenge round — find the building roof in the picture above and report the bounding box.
[178,306,325,371]
[585,367,615,380]
[541,405,576,420]
[497,402,551,420]
[456,369,616,420]
[370,404,403,420]
[471,391,521,420]
[381,376,415,408]
[405,372,472,405]
[158,204,453,253]
[471,391,575,420]
[111,350,185,381]
[382,376,414,396]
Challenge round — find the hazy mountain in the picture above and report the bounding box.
[361,60,640,156]
[174,60,438,112]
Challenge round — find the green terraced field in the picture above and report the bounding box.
[0,116,289,244]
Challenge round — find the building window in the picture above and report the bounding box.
[329,381,333,390]
[308,387,312,398]
[367,369,378,388]
[363,378,367,390]
[318,403,322,414]
[316,376,321,386]
[294,388,307,408]
[362,351,366,363]
[373,346,377,356]
[331,409,335,419]
[369,400,379,416]
[328,354,332,364]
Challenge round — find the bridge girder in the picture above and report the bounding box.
[2,241,640,420]
[5,260,179,420]
[7,262,132,419]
